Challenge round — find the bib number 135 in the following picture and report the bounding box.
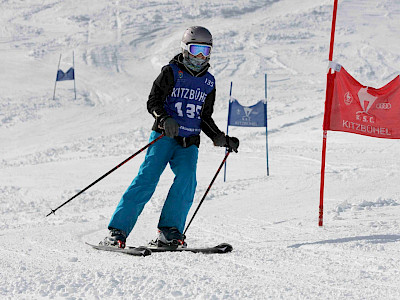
[175,102,202,119]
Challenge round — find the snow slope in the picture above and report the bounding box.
[1,0,400,299]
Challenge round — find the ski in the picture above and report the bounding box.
[86,243,151,257]
[87,242,233,256]
[136,243,233,254]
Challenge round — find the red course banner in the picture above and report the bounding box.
[324,65,400,139]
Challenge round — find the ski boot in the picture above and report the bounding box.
[149,227,187,248]
[101,228,127,248]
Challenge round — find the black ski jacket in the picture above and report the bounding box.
[147,54,223,145]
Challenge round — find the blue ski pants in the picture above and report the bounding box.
[108,131,198,236]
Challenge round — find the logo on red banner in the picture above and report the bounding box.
[376,102,391,110]
[344,92,353,105]
[357,87,377,114]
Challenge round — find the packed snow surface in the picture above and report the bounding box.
[1,0,400,299]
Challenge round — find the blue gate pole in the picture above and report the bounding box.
[53,54,61,100]
[224,81,233,182]
[265,73,270,176]
[73,51,77,100]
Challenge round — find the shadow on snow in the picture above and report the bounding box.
[288,234,400,248]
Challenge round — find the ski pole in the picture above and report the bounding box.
[184,148,232,235]
[46,134,165,217]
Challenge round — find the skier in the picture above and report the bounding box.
[103,26,239,249]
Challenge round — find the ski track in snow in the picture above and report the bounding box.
[1,0,400,299]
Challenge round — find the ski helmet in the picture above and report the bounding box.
[181,26,213,65]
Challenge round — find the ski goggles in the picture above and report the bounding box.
[181,42,212,57]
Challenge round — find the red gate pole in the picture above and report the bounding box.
[328,0,338,62]
[319,130,328,227]
[319,0,339,227]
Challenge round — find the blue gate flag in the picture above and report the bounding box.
[56,67,75,81]
[228,98,266,127]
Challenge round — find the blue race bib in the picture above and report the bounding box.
[164,64,215,137]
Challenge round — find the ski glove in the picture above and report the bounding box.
[226,136,240,153]
[162,117,180,138]
[213,133,240,153]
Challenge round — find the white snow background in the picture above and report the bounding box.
[1,0,400,299]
